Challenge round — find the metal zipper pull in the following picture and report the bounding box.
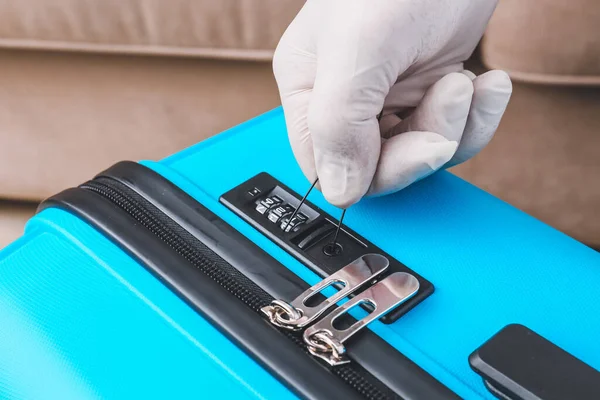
[261,254,389,330]
[303,272,420,366]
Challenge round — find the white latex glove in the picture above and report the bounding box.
[274,0,512,208]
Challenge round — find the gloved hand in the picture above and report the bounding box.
[274,0,512,208]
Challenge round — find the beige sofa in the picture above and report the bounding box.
[0,0,598,248]
[454,0,600,247]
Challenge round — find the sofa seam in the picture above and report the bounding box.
[0,38,275,62]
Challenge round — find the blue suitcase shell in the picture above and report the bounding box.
[1,108,599,399]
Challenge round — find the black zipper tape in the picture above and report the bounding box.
[42,184,396,399]
[79,177,398,399]
[42,187,370,400]
[40,161,459,400]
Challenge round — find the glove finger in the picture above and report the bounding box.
[309,111,381,208]
[461,69,477,80]
[308,13,398,208]
[370,72,473,196]
[381,62,467,114]
[368,131,458,196]
[384,72,474,143]
[273,2,319,181]
[283,91,318,182]
[306,0,442,208]
[446,70,512,167]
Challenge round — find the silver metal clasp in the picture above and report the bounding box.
[261,254,389,330]
[302,272,420,366]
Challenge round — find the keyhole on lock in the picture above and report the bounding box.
[323,242,343,257]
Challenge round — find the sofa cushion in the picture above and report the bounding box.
[0,0,303,60]
[0,49,282,201]
[482,0,600,85]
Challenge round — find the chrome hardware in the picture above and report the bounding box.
[303,272,420,366]
[261,254,389,330]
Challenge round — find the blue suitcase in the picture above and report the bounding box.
[1,108,599,400]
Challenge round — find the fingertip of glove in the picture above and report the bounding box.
[461,69,477,80]
[443,72,475,95]
[322,191,363,209]
[318,161,367,209]
[367,132,458,197]
[432,73,474,122]
[473,70,513,115]
[476,70,513,94]
[424,137,459,170]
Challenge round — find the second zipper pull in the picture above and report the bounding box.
[303,272,420,366]
[261,254,389,330]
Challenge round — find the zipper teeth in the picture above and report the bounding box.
[80,178,395,400]
[81,181,267,312]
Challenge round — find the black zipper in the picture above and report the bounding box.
[80,177,400,400]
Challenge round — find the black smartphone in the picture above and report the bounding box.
[469,324,600,400]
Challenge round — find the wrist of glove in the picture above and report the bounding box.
[274,0,512,208]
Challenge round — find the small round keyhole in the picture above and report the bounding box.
[323,242,343,257]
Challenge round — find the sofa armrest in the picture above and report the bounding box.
[0,0,303,61]
[482,0,600,86]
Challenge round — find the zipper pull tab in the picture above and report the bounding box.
[261,254,389,330]
[303,272,419,366]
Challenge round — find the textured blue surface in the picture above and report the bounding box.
[153,107,600,399]
[0,208,294,400]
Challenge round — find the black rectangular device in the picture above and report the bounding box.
[469,324,600,400]
[219,172,434,324]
